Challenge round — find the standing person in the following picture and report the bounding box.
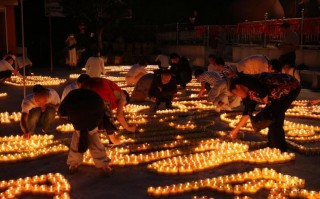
[65,33,77,70]
[125,59,148,85]
[277,22,299,68]
[229,73,301,152]
[169,53,192,91]
[20,84,60,139]
[85,50,105,78]
[83,77,136,145]
[149,70,177,111]
[61,74,91,101]
[0,56,23,84]
[194,69,223,98]
[15,53,33,76]
[59,88,112,173]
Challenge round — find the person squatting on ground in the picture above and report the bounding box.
[0,56,23,84]
[131,73,154,102]
[169,53,192,90]
[20,84,60,139]
[194,69,223,98]
[125,59,148,85]
[59,88,112,173]
[148,69,177,111]
[229,72,301,152]
[83,77,136,145]
[61,74,91,101]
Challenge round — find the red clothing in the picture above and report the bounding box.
[84,77,122,110]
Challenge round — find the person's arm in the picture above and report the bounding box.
[20,112,32,139]
[198,82,206,97]
[230,115,250,139]
[116,95,136,133]
[310,99,320,105]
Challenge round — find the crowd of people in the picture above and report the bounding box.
[1,22,319,175]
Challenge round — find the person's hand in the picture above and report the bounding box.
[157,86,162,92]
[23,132,32,140]
[127,125,136,133]
[310,100,320,105]
[229,129,238,139]
[150,97,156,103]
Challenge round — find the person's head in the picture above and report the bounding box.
[33,84,50,108]
[214,57,225,70]
[282,64,293,74]
[138,58,147,67]
[76,74,91,88]
[92,49,100,57]
[208,54,216,65]
[160,70,173,85]
[169,53,180,64]
[280,22,291,33]
[229,75,249,99]
[194,68,205,80]
[5,56,14,65]
[268,59,282,73]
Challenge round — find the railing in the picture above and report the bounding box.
[155,17,320,48]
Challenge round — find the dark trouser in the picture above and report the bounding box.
[99,102,117,135]
[27,107,56,133]
[18,65,32,76]
[268,86,301,152]
[179,72,192,89]
[0,70,12,79]
[153,89,174,108]
[279,51,296,67]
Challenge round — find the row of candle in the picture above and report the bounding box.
[5,75,66,86]
[0,134,68,162]
[0,112,21,123]
[146,167,313,197]
[0,93,7,97]
[147,147,294,175]
[0,173,70,198]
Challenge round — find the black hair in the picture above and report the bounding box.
[215,57,225,65]
[208,54,216,59]
[194,68,205,78]
[269,59,282,73]
[77,74,91,83]
[5,56,13,62]
[169,53,180,59]
[122,90,130,104]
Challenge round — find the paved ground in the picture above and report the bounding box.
[0,66,320,199]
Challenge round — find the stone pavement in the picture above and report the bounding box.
[0,66,320,199]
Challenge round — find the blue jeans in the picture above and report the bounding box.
[27,107,56,133]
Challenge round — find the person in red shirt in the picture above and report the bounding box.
[83,77,136,145]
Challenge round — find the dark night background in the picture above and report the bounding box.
[13,0,319,68]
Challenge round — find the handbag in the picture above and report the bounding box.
[250,106,273,132]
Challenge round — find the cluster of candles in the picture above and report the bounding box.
[0,134,68,162]
[56,124,75,133]
[5,76,66,86]
[0,112,21,123]
[168,121,196,130]
[0,173,70,198]
[147,147,294,175]
[286,105,320,119]
[0,93,7,97]
[146,167,319,198]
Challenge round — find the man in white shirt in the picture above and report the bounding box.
[155,54,170,69]
[236,54,269,74]
[20,84,60,139]
[0,56,23,84]
[85,50,105,77]
[125,60,148,85]
[61,74,90,101]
